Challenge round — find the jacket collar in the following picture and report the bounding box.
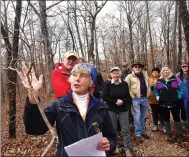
[62,91,106,109]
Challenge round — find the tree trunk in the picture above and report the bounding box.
[74,0,84,57]
[88,17,96,61]
[177,3,182,71]
[38,0,53,94]
[172,1,178,73]
[178,0,189,61]
[2,0,22,139]
[146,0,154,72]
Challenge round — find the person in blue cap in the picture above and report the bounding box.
[19,63,116,157]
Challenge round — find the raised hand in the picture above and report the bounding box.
[17,65,43,102]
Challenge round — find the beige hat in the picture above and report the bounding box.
[110,66,120,72]
[64,51,78,59]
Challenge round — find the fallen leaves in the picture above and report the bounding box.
[1,88,189,156]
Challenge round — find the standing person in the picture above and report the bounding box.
[89,59,104,99]
[121,62,131,81]
[125,62,150,144]
[176,61,189,128]
[102,67,132,156]
[148,67,165,132]
[154,66,186,142]
[51,51,78,99]
[121,62,134,125]
[20,63,116,157]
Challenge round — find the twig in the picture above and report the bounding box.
[26,63,58,156]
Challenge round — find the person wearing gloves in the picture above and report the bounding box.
[19,63,116,157]
[176,61,189,128]
[154,66,186,142]
[102,66,132,156]
[125,62,150,144]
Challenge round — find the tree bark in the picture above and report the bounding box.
[178,0,189,61]
[38,0,53,94]
[1,0,22,138]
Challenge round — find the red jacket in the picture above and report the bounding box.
[51,63,71,99]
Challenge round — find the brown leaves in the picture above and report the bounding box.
[1,87,189,156]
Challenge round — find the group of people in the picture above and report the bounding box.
[18,50,189,157]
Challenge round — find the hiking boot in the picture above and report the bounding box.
[125,150,133,157]
[152,125,158,131]
[182,121,188,130]
[135,136,143,145]
[141,133,150,139]
[174,134,184,142]
[167,133,174,142]
[162,127,166,133]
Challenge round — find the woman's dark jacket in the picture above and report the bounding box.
[154,75,186,107]
[101,80,132,112]
[23,91,116,157]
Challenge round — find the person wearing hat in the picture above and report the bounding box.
[125,62,150,144]
[19,63,116,157]
[121,62,131,81]
[102,66,132,156]
[51,51,78,99]
[121,62,134,125]
[176,61,189,128]
[148,67,165,132]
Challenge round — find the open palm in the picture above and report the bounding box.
[17,65,43,96]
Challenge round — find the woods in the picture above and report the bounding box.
[1,1,189,156]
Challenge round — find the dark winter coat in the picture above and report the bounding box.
[23,91,116,157]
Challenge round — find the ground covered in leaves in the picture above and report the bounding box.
[2,88,189,156]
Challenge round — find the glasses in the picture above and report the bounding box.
[134,66,142,69]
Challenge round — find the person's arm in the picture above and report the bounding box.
[101,108,116,155]
[101,81,117,104]
[125,75,135,98]
[23,98,58,135]
[178,81,186,99]
[51,70,70,98]
[122,82,132,105]
[154,82,160,101]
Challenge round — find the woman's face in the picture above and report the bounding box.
[162,67,170,77]
[151,71,159,78]
[182,65,189,73]
[111,70,121,81]
[70,71,91,95]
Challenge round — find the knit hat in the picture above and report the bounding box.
[151,67,160,73]
[181,61,189,67]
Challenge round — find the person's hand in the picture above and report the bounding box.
[17,65,43,99]
[96,137,110,152]
[116,99,123,106]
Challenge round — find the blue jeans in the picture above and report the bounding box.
[132,97,149,136]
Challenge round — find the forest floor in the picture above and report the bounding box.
[2,88,189,156]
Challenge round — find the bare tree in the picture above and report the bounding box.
[1,0,22,138]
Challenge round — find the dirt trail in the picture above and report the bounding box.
[2,90,189,156]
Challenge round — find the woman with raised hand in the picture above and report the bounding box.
[18,63,116,157]
[154,66,186,142]
[102,67,132,156]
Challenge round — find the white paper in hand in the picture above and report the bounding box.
[65,132,106,156]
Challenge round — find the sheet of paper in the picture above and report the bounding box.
[65,132,106,156]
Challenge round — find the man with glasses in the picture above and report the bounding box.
[125,62,150,144]
[51,51,78,99]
